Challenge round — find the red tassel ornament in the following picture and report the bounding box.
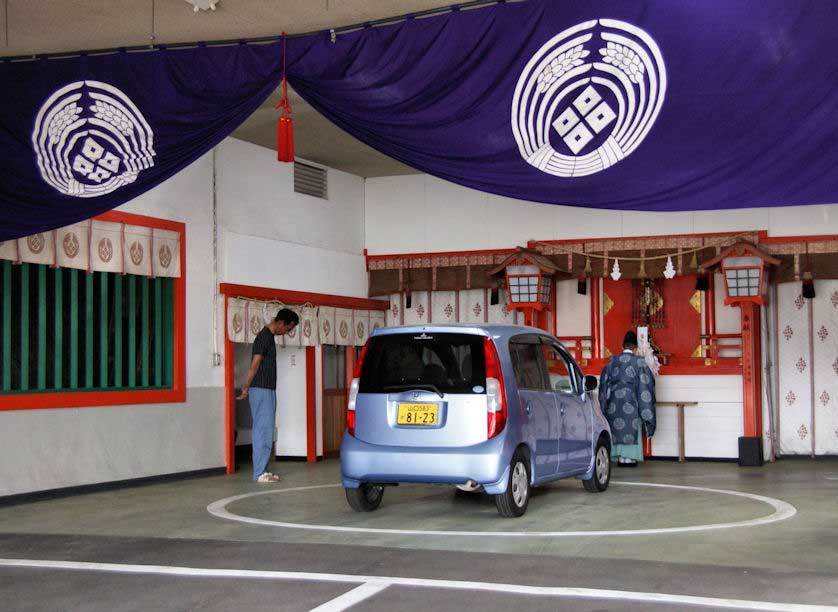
[276,32,294,162]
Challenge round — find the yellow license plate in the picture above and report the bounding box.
[397,403,438,426]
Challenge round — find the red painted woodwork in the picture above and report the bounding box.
[656,276,702,359]
[602,276,700,360]
[306,346,317,463]
[224,295,236,474]
[218,283,389,310]
[739,302,762,437]
[591,279,602,360]
[602,279,634,356]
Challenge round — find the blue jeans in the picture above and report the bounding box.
[249,387,276,480]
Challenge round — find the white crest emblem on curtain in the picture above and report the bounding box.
[32,80,156,197]
[512,19,666,178]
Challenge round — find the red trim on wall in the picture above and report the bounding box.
[95,210,185,233]
[306,346,317,463]
[219,283,389,310]
[0,210,187,412]
[345,346,356,393]
[224,295,236,474]
[366,247,516,262]
[591,278,601,360]
[739,302,762,437]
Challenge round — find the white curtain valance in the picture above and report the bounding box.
[0,220,181,278]
[226,299,387,347]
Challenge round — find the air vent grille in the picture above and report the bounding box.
[294,162,328,199]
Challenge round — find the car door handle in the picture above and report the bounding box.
[525,401,532,415]
[560,405,566,415]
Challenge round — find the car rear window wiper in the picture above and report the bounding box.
[383,383,444,398]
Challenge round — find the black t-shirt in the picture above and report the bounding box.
[250,327,277,390]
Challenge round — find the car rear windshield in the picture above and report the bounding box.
[359,333,487,395]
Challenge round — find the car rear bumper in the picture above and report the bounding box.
[340,431,511,493]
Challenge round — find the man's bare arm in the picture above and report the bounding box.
[236,354,263,399]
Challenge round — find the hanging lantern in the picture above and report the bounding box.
[700,242,780,306]
[488,247,564,328]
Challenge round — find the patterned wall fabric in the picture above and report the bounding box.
[387,289,521,328]
[813,282,838,454]
[777,281,838,455]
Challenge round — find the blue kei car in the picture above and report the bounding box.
[340,325,612,517]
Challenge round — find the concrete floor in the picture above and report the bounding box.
[1,458,838,611]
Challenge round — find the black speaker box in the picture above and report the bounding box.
[738,436,764,467]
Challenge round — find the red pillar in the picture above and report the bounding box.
[740,302,762,438]
[305,346,317,462]
[224,296,236,474]
[590,278,602,360]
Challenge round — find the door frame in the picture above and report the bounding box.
[320,344,356,459]
[219,283,388,474]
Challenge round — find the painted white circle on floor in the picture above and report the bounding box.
[206,481,796,537]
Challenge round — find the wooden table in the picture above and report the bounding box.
[655,401,699,462]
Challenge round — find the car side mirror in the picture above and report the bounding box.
[584,375,598,392]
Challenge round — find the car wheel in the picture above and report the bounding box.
[494,451,530,517]
[345,483,384,512]
[583,438,611,492]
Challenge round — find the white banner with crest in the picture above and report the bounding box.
[0,220,181,278]
[225,299,386,346]
[90,220,123,274]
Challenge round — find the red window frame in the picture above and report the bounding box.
[0,210,186,411]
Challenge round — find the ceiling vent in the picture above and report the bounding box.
[294,162,328,200]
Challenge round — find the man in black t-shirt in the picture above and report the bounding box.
[237,308,299,482]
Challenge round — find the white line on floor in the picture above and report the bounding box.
[308,581,390,612]
[206,481,797,537]
[0,558,834,612]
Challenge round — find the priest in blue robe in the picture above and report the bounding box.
[598,331,657,466]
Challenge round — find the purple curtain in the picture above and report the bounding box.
[3,0,838,240]
[286,0,838,212]
[0,44,282,239]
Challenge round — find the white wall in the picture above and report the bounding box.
[652,375,744,459]
[0,138,368,496]
[219,139,367,299]
[365,174,838,254]
[276,347,308,457]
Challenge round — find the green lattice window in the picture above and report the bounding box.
[0,261,174,394]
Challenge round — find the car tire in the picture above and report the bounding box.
[345,483,384,512]
[582,438,611,493]
[494,451,530,517]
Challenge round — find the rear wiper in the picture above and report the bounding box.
[383,383,444,398]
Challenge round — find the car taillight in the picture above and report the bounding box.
[484,336,507,439]
[346,340,370,437]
